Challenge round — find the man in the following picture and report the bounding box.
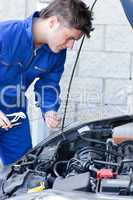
[0,0,93,165]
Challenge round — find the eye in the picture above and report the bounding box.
[67,38,75,43]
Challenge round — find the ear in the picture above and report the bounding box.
[48,16,60,29]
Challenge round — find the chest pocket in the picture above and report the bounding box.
[33,65,50,74]
[24,64,52,86]
[32,64,52,76]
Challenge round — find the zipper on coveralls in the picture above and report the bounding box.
[25,48,38,70]
[19,48,39,108]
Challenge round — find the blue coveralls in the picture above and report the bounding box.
[0,12,66,165]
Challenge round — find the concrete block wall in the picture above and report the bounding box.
[0,0,36,20]
[0,0,26,20]
[0,0,133,131]
[59,0,133,126]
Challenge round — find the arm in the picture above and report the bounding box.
[34,50,66,128]
[0,21,24,129]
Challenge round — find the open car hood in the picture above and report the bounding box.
[121,0,133,27]
[0,115,133,200]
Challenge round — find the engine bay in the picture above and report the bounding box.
[1,117,133,199]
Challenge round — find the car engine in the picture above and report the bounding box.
[0,116,133,199]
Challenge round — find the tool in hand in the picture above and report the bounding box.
[6,112,26,127]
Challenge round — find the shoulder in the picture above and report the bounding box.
[0,19,24,33]
[0,19,28,63]
[0,19,25,42]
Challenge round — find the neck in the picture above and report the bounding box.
[32,18,48,47]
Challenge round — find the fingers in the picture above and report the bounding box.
[0,111,12,130]
[44,111,61,129]
[45,118,60,128]
[45,116,61,128]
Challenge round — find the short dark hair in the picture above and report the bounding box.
[39,0,93,38]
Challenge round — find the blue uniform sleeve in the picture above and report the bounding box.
[34,50,66,113]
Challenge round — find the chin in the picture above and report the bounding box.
[50,45,62,53]
[52,48,61,53]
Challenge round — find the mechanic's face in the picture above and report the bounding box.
[47,17,83,53]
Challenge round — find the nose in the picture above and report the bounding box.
[66,40,75,49]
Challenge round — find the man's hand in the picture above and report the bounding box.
[44,111,61,129]
[0,111,12,130]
